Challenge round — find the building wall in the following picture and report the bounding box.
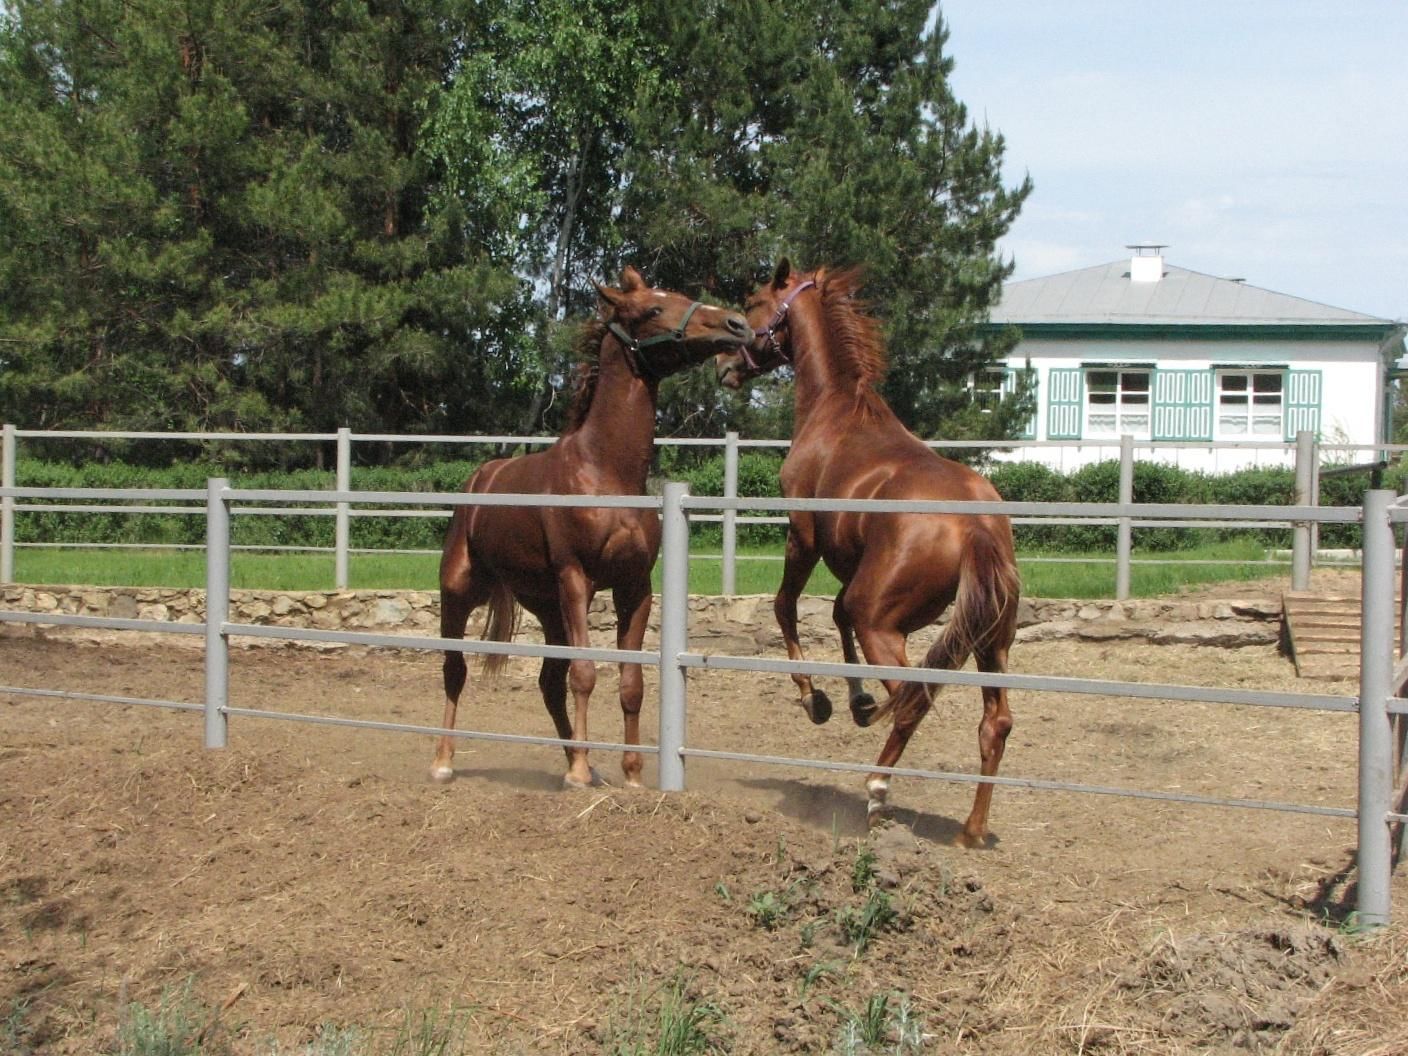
[994,336,1384,473]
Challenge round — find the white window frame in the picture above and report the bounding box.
[1083,368,1151,439]
[1214,368,1285,439]
[967,368,1006,414]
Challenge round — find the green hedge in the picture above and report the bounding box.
[655,448,786,545]
[988,458,1405,550]
[11,454,1400,553]
[14,458,483,552]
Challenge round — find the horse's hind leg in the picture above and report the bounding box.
[613,582,651,788]
[850,621,920,825]
[431,524,490,782]
[776,517,830,724]
[959,641,1013,847]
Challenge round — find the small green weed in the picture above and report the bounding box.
[830,991,925,1055]
[4,995,35,1056]
[835,890,898,955]
[799,920,817,948]
[850,844,878,892]
[265,1009,469,1055]
[267,1024,366,1055]
[797,961,839,1002]
[116,979,219,1056]
[606,973,726,1056]
[746,889,789,931]
[377,1009,467,1056]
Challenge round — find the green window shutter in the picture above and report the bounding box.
[1001,368,1036,439]
[1284,369,1322,440]
[1152,369,1213,441]
[1045,368,1083,439]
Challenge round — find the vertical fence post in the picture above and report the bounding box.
[1292,431,1314,591]
[658,482,689,792]
[204,478,231,750]
[1116,434,1134,600]
[1357,488,1395,928]
[1,423,14,584]
[1310,436,1322,566]
[334,427,351,590]
[1398,487,1408,861]
[721,431,739,597]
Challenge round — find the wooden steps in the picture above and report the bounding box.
[1282,591,1402,681]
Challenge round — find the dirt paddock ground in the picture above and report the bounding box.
[5,579,1408,1054]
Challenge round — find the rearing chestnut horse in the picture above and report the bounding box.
[433,267,751,789]
[716,261,1020,845]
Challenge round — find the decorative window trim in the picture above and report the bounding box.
[1213,368,1285,440]
[1044,364,1325,443]
[1082,367,1152,440]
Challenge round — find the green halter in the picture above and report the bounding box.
[606,300,702,381]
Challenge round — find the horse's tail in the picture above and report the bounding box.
[869,525,1020,727]
[480,582,521,679]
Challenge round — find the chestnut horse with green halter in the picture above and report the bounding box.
[717,260,1020,845]
[433,267,752,789]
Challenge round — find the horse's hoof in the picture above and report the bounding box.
[802,690,832,725]
[430,766,455,784]
[865,801,893,829]
[850,693,876,727]
[954,830,991,850]
[563,767,605,790]
[864,776,890,828]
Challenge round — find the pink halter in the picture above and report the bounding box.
[740,279,816,371]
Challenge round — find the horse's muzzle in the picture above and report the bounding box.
[715,357,746,389]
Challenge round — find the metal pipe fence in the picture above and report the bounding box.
[7,426,1402,595]
[0,479,1401,923]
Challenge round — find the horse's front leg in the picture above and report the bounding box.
[775,517,830,724]
[613,583,652,788]
[557,564,601,789]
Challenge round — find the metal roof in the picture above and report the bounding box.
[989,258,1393,328]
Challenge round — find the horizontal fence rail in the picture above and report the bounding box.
[6,424,1405,590]
[2,478,1403,925]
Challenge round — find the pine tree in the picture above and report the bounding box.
[618,0,1033,441]
[0,0,534,458]
[0,0,1031,455]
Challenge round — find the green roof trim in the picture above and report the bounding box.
[978,321,1397,341]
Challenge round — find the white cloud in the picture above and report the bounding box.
[942,0,1408,319]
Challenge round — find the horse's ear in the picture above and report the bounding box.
[772,258,791,290]
[594,280,625,312]
[619,266,647,292]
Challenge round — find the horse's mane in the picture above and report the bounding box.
[816,267,889,415]
[561,319,608,435]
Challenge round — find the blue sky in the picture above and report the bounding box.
[938,1,1406,321]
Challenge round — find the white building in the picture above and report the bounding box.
[982,245,1405,472]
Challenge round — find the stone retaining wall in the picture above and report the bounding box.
[1,585,1284,651]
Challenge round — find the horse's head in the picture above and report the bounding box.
[594,267,752,381]
[715,258,817,390]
